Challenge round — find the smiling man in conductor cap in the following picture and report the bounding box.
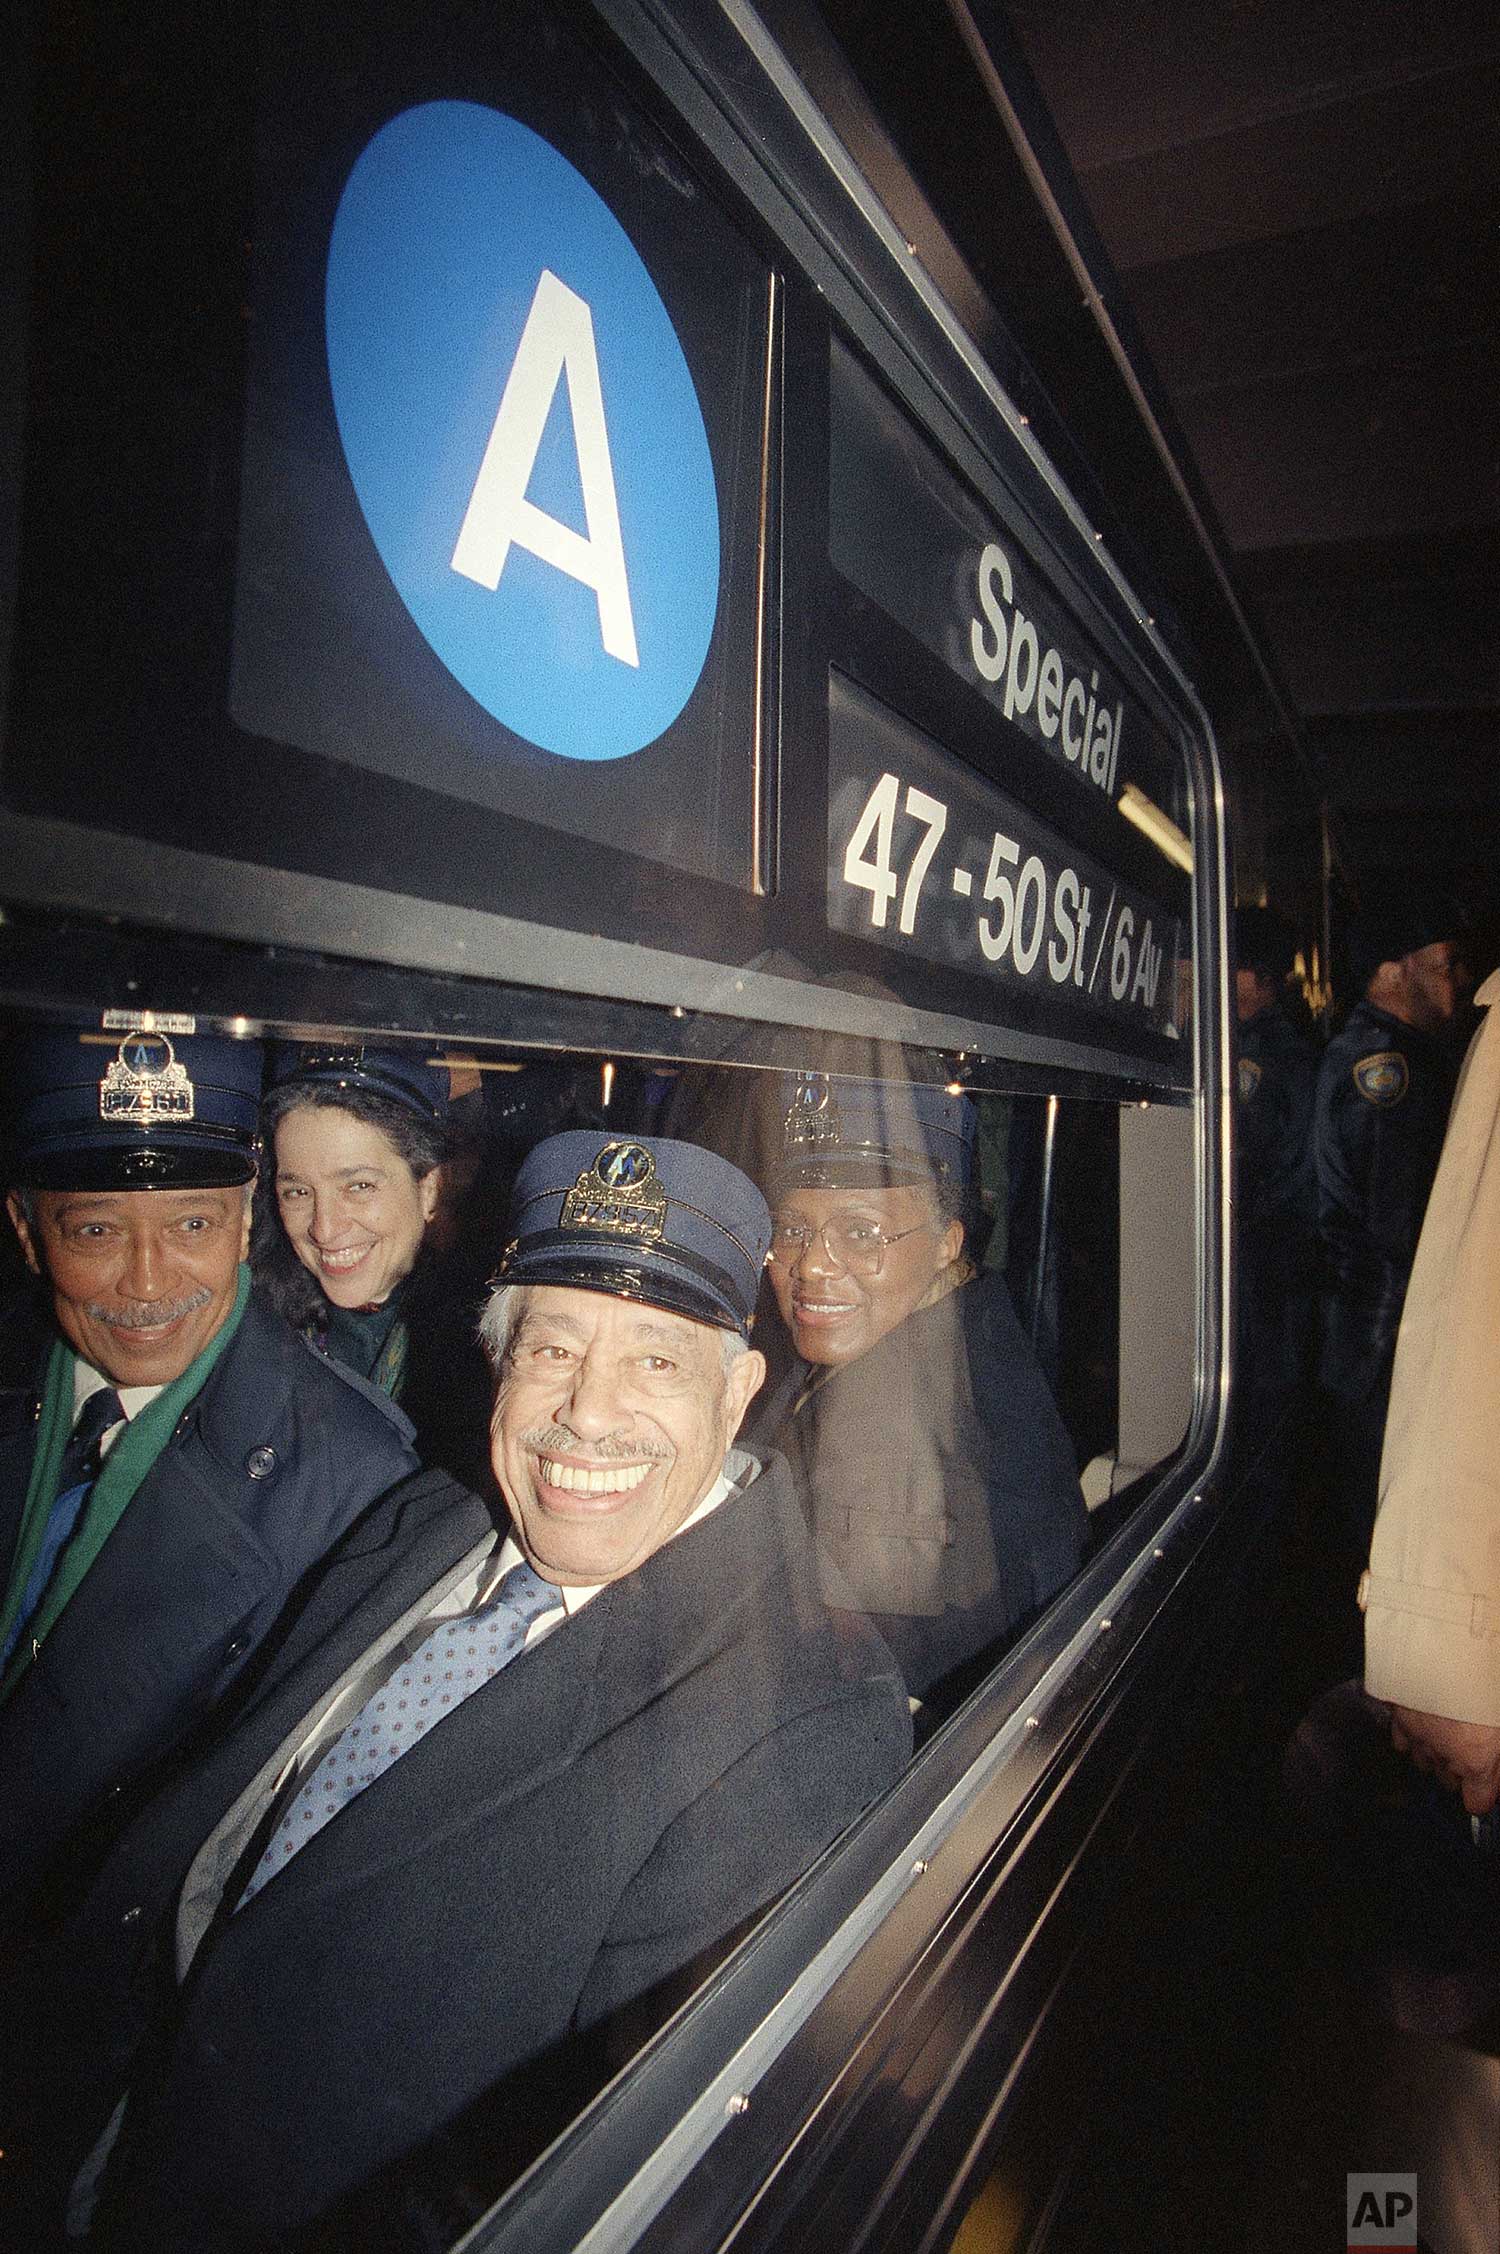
[0,1021,419,1920]
[0,1129,910,2252]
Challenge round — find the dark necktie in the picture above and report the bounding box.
[60,1387,126,1488]
[0,1388,125,1672]
[239,1560,560,1904]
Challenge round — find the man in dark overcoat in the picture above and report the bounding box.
[0,1022,420,1920]
[0,1129,910,2251]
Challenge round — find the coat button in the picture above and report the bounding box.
[224,1636,248,1662]
[120,1905,142,1926]
[245,1446,277,1480]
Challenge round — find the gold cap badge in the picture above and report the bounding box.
[99,1035,195,1125]
[782,1074,844,1155]
[560,1141,667,1242]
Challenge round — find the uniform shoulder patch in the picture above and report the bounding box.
[1237,1057,1263,1102]
[1352,1051,1408,1107]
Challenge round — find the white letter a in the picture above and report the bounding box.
[451,269,639,668]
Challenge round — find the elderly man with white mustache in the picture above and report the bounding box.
[0,1022,419,1924]
[0,1129,910,2253]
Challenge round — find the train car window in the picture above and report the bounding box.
[0,1008,1202,2228]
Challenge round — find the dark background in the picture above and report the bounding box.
[780,0,1500,968]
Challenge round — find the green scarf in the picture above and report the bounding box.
[323,1289,409,1400]
[0,1264,251,1704]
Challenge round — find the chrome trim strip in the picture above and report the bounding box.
[0,808,1193,1093]
[697,0,1188,673]
[566,1486,1198,2252]
[750,267,780,899]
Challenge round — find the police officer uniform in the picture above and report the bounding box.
[0,1025,420,1918]
[1314,914,1462,1577]
[1315,999,1457,1405]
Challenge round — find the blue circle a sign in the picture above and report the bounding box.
[325,102,722,762]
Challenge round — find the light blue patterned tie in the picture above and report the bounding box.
[239,1560,559,1905]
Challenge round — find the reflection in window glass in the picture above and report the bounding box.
[745,1069,1088,1719]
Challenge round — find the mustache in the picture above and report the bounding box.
[518,1425,673,1464]
[86,1286,213,1332]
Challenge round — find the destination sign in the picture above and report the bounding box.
[829,341,1188,828]
[826,674,1188,1046]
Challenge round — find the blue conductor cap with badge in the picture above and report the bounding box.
[7,1021,264,1191]
[496,1132,772,1336]
[775,1073,975,1190]
[268,1043,450,1123]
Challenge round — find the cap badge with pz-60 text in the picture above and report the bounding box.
[99,1036,196,1125]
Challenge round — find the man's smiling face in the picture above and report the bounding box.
[492,1285,764,1586]
[8,1184,251,1385]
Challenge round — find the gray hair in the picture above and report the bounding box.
[478,1281,748,1373]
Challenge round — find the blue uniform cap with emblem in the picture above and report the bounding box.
[496,1132,772,1336]
[267,1042,450,1123]
[773,1073,976,1190]
[7,1024,264,1190]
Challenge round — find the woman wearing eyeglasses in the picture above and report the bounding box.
[756,1073,1087,1710]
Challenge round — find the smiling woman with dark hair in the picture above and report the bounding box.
[754,1072,1088,1711]
[253,1045,493,1490]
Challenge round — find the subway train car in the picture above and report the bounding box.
[0,3,1329,2249]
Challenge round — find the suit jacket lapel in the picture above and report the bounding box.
[279,1592,609,1886]
[178,1489,602,1944]
[0,1323,52,1585]
[187,1473,788,1949]
[175,1524,501,1971]
[128,1472,481,1941]
[0,1422,39,1584]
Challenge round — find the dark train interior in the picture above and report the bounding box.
[797,0,1500,952]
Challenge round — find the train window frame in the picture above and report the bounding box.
[0,0,1237,2245]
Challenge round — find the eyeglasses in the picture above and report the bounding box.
[766,1218,939,1277]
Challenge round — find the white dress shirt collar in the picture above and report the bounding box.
[71,1359,161,1445]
